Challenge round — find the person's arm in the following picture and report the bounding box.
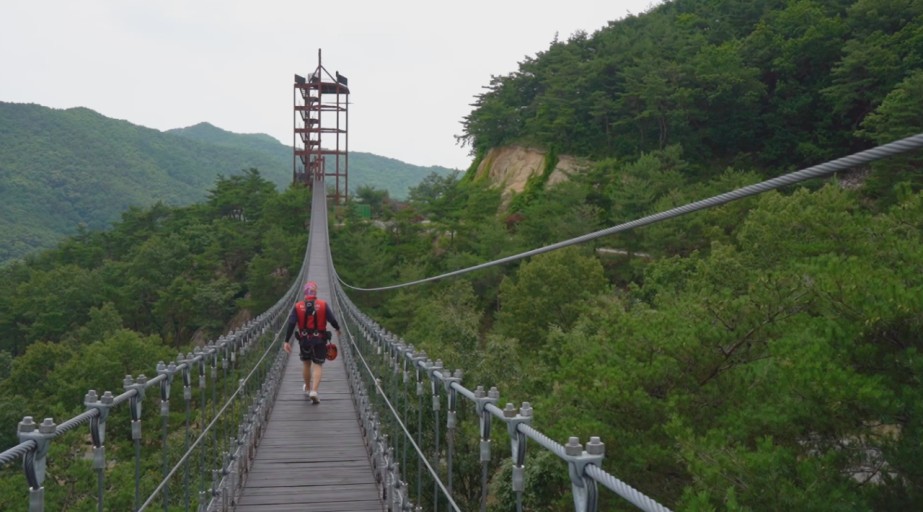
[283,309,297,353]
[326,304,341,334]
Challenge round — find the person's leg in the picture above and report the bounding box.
[311,362,323,394]
[307,341,325,403]
[302,360,312,393]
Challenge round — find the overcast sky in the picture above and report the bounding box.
[1,1,660,170]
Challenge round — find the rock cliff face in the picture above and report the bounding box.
[473,145,589,207]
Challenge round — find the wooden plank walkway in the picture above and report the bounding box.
[235,183,384,511]
[234,355,383,511]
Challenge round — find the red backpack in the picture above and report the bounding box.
[295,298,328,339]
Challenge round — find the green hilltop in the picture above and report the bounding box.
[0,102,456,263]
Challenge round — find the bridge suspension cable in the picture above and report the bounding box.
[332,286,674,512]
[339,132,923,292]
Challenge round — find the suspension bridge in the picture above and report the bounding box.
[1,133,922,512]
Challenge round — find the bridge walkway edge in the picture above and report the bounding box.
[235,184,383,511]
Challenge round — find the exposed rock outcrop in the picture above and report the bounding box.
[473,146,590,207]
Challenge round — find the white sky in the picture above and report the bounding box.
[1,1,659,170]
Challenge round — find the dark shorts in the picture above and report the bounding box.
[298,337,327,365]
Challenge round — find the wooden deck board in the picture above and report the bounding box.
[235,350,383,511]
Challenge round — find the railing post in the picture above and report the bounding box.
[157,361,177,512]
[229,377,247,507]
[220,451,231,511]
[400,346,411,474]
[198,489,208,512]
[195,346,208,505]
[18,416,56,512]
[211,468,221,509]
[390,341,404,467]
[424,357,445,509]
[207,342,219,458]
[501,401,533,511]
[392,478,410,511]
[85,390,114,512]
[473,386,499,512]
[178,352,194,512]
[563,436,605,512]
[124,374,148,512]
[442,369,462,496]
[383,446,396,507]
[411,352,428,501]
[219,336,230,452]
[372,413,383,486]
[229,332,238,367]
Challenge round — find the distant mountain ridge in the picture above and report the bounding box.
[0,102,457,264]
[168,122,460,199]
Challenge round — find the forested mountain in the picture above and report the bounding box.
[461,0,923,197]
[0,103,456,264]
[169,122,458,200]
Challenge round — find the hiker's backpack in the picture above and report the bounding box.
[295,299,327,339]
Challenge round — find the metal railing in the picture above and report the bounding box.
[334,285,673,512]
[0,249,309,512]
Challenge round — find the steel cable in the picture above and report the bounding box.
[53,409,99,438]
[338,302,462,511]
[340,132,923,292]
[585,465,673,512]
[0,440,37,466]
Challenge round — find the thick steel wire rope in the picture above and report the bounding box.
[333,306,463,512]
[516,420,672,512]
[340,132,923,292]
[586,465,673,512]
[337,289,673,512]
[137,328,290,511]
[0,440,37,466]
[0,385,158,466]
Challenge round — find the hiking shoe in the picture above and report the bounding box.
[309,391,319,404]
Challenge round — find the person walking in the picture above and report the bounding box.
[283,280,341,403]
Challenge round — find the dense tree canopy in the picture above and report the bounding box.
[461,0,923,185]
[0,169,307,359]
[334,172,923,511]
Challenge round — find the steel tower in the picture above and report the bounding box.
[293,49,349,203]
